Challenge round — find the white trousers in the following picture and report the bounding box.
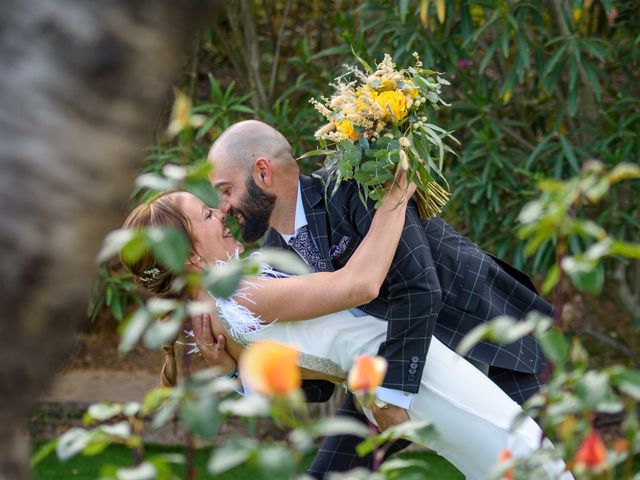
[365,337,573,480]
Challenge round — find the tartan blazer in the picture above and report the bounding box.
[264,174,551,398]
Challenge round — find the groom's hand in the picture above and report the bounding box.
[371,405,410,432]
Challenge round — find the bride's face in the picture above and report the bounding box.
[170,192,244,264]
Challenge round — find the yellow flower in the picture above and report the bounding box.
[379,79,395,91]
[240,341,301,396]
[348,355,387,393]
[335,119,360,140]
[376,90,407,122]
[356,87,377,111]
[403,80,420,99]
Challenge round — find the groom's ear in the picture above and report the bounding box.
[254,157,274,188]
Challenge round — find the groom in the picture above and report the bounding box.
[207,120,551,477]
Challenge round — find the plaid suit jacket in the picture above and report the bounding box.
[264,174,551,398]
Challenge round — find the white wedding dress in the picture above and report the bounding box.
[215,289,572,480]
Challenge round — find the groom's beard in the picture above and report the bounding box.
[231,174,276,243]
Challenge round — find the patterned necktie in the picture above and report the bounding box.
[289,224,328,272]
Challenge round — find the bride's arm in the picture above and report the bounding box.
[234,174,415,323]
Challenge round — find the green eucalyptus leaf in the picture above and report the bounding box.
[97,229,137,263]
[568,263,604,294]
[143,315,183,350]
[114,462,157,480]
[180,395,221,439]
[100,421,132,439]
[258,249,311,275]
[204,262,244,298]
[56,428,90,461]
[136,173,176,192]
[456,323,491,357]
[256,445,296,480]
[186,180,218,208]
[87,403,122,422]
[30,439,57,467]
[537,329,569,366]
[118,308,152,354]
[575,370,610,407]
[613,368,640,400]
[146,227,189,274]
[219,395,270,417]
[151,397,179,430]
[208,439,258,475]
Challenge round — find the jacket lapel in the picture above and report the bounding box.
[299,175,334,272]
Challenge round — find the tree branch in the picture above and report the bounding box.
[268,0,293,102]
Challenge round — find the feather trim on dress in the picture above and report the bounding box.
[184,252,288,351]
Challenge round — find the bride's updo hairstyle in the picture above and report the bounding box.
[121,192,199,388]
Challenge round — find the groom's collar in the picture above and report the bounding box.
[279,180,308,244]
[299,174,324,208]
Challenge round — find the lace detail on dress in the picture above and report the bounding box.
[299,352,347,379]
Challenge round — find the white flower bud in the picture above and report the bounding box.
[342,103,357,114]
[399,136,411,148]
[399,149,410,171]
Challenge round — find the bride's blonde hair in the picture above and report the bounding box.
[121,192,200,387]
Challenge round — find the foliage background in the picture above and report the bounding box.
[114,0,639,358]
[41,2,640,478]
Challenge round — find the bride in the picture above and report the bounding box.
[122,175,570,480]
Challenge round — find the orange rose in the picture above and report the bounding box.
[497,448,514,480]
[240,341,301,396]
[612,438,629,454]
[575,430,607,469]
[335,119,360,140]
[348,355,387,393]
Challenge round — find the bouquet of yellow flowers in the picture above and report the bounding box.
[303,52,458,218]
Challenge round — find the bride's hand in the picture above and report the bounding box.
[192,313,236,375]
[381,170,417,208]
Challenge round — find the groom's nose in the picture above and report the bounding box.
[218,197,231,214]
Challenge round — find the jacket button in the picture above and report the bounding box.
[407,375,416,381]
[410,362,418,369]
[411,356,419,362]
[409,368,416,374]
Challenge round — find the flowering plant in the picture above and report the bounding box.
[304,52,458,218]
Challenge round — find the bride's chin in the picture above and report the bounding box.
[227,241,244,255]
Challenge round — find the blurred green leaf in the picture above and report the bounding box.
[208,438,258,474]
[537,329,569,367]
[256,445,296,480]
[567,263,604,294]
[118,308,152,354]
[180,394,221,439]
[146,227,189,274]
[56,428,90,461]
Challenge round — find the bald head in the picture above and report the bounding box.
[208,120,296,174]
